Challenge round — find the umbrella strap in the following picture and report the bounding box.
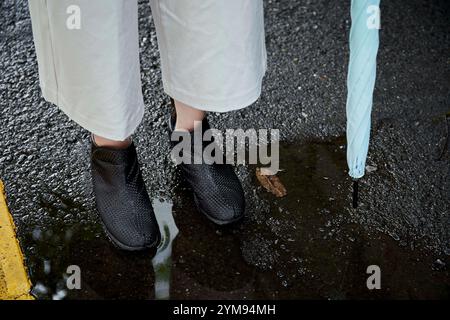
[352,180,359,208]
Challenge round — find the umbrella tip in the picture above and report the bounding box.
[352,180,359,208]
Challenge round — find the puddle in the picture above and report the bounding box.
[20,139,449,299]
[152,200,178,300]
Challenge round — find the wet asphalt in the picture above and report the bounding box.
[0,0,449,299]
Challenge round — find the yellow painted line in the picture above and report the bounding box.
[0,180,34,300]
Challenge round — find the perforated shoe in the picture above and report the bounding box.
[168,114,245,225]
[91,139,161,251]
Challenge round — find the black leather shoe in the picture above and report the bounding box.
[91,138,161,251]
[168,111,245,225]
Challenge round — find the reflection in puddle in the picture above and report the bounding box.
[26,199,180,300]
[21,139,449,299]
[152,199,179,300]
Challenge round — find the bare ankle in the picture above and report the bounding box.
[173,99,205,131]
[92,134,131,149]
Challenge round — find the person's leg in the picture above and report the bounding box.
[92,135,131,149]
[150,0,266,112]
[29,0,160,250]
[150,0,266,224]
[173,100,205,131]
[28,0,145,141]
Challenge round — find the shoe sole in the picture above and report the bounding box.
[102,225,160,252]
[194,195,244,226]
[96,210,161,252]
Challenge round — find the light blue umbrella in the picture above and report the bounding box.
[346,0,381,207]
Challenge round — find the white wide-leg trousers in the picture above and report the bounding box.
[28,0,267,140]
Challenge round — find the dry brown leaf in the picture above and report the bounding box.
[256,167,287,198]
